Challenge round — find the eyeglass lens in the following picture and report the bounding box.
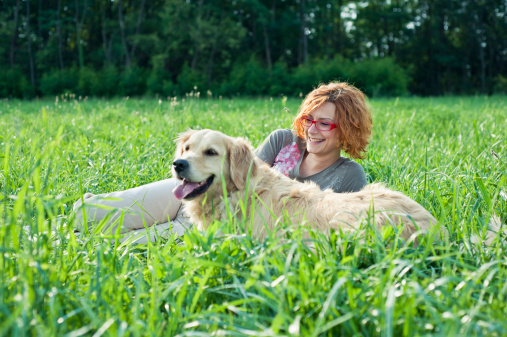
[301,118,332,131]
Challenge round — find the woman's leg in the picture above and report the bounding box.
[117,207,193,244]
[73,178,183,233]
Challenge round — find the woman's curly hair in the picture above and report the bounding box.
[292,82,373,159]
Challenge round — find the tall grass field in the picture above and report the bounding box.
[1,95,506,336]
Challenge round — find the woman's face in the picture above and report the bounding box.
[304,101,340,157]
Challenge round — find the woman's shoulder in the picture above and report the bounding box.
[256,129,300,166]
[341,157,364,171]
[268,128,296,138]
[330,157,365,177]
[335,158,367,192]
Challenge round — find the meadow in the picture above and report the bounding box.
[0,95,506,336]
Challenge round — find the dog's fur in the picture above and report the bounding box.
[171,129,445,244]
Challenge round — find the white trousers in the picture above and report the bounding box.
[72,178,192,243]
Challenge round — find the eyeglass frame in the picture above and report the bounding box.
[299,116,338,131]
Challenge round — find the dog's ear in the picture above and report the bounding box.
[174,129,197,156]
[229,137,257,190]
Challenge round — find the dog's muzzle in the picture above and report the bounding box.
[171,158,214,200]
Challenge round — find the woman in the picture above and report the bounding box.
[73,82,372,243]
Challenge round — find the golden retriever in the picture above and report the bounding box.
[170,129,446,244]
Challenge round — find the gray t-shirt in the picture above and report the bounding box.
[255,129,367,193]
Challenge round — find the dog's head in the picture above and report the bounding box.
[171,129,257,201]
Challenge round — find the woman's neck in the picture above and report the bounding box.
[300,150,342,177]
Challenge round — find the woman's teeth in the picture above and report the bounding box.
[310,138,324,143]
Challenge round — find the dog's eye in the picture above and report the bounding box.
[185,145,190,152]
[205,149,218,156]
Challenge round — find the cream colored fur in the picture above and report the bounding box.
[172,129,446,244]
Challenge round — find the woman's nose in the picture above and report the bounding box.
[308,123,319,133]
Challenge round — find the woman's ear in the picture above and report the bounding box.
[228,137,257,190]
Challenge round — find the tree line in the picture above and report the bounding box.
[1,0,506,98]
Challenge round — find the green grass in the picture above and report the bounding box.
[0,94,506,336]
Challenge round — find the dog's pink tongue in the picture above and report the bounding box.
[173,181,200,200]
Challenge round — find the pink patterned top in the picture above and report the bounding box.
[272,142,301,176]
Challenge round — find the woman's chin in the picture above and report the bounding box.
[307,141,325,153]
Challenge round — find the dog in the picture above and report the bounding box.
[170,129,447,245]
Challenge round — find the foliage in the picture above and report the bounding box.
[97,65,122,98]
[176,63,207,96]
[0,66,32,98]
[493,75,507,94]
[40,68,80,96]
[77,67,101,97]
[0,0,506,98]
[269,60,291,96]
[118,66,148,97]
[221,56,271,96]
[146,55,175,97]
[0,96,506,336]
[349,58,409,97]
[29,55,410,98]
[223,56,408,97]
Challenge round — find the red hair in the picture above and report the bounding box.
[292,82,372,159]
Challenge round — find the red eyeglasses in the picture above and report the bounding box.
[299,116,338,131]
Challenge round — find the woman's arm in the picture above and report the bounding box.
[254,129,291,166]
[339,161,367,192]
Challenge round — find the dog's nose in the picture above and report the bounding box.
[173,159,189,173]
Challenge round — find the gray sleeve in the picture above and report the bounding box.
[254,129,290,166]
[339,161,367,193]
